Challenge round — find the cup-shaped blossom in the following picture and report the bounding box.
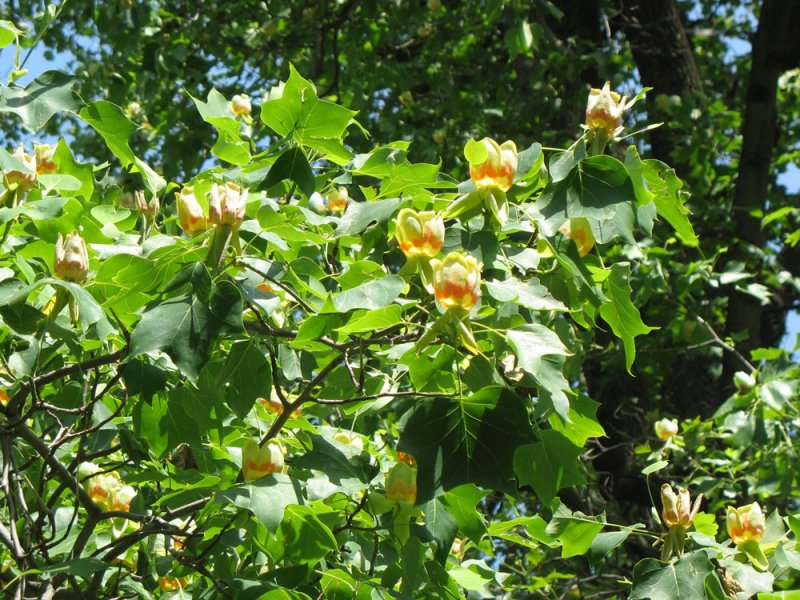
[5,145,36,192]
[79,464,122,510]
[386,461,417,505]
[55,231,90,283]
[559,218,595,257]
[431,252,481,311]
[586,82,626,135]
[395,209,445,258]
[209,182,248,228]
[661,484,701,528]
[727,503,765,546]
[34,143,57,175]
[229,94,252,117]
[467,137,517,192]
[109,485,137,512]
[333,431,364,452]
[241,439,284,481]
[326,187,349,214]
[176,186,207,236]
[654,418,679,441]
[0,389,9,406]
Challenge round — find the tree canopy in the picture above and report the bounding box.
[0,0,799,598]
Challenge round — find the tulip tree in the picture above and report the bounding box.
[2,19,800,600]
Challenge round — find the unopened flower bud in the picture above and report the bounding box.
[333,431,364,451]
[229,94,252,118]
[727,503,765,546]
[559,218,595,256]
[431,252,481,311]
[308,192,327,214]
[586,82,626,135]
[395,209,444,258]
[241,439,284,481]
[654,418,679,441]
[733,371,756,393]
[5,145,36,192]
[326,187,349,214]
[34,144,57,175]
[134,190,160,220]
[55,231,90,283]
[467,137,517,192]
[209,182,248,228]
[386,461,416,504]
[176,186,207,236]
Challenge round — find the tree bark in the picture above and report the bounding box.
[722,0,800,385]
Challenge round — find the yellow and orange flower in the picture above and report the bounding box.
[654,418,679,441]
[386,461,416,505]
[586,82,626,135]
[727,503,765,546]
[176,186,208,236]
[34,143,57,175]
[431,252,481,311]
[395,209,444,258]
[661,484,701,529]
[559,218,595,257]
[241,439,285,481]
[326,187,349,214]
[208,182,247,229]
[467,137,517,192]
[5,145,36,192]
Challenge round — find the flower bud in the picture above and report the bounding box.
[431,252,481,311]
[208,182,248,228]
[385,461,416,504]
[654,418,679,441]
[559,218,595,257]
[395,209,445,258]
[241,439,284,481]
[55,231,90,283]
[229,94,252,118]
[34,143,57,175]
[727,503,765,546]
[467,137,517,192]
[85,471,122,509]
[0,389,9,406]
[326,187,349,214]
[5,145,36,192]
[134,190,160,220]
[176,186,207,236]
[125,102,143,120]
[661,484,701,528]
[586,82,626,135]
[308,192,327,214]
[733,371,756,393]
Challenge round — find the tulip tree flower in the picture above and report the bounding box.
[326,187,349,214]
[229,94,252,118]
[448,137,518,226]
[659,484,702,561]
[395,209,445,259]
[241,439,285,482]
[385,461,417,505]
[585,82,627,155]
[559,218,596,257]
[34,143,57,175]
[431,252,481,312]
[733,371,756,393]
[208,182,247,229]
[727,502,769,571]
[0,389,9,406]
[4,145,37,195]
[176,186,208,236]
[55,231,90,283]
[654,418,679,441]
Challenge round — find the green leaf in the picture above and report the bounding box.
[398,387,535,502]
[261,64,357,144]
[546,503,604,558]
[336,304,404,334]
[548,394,605,445]
[643,159,698,246]
[411,500,459,564]
[275,505,338,564]
[327,275,405,313]
[599,262,656,373]
[400,537,427,594]
[589,530,632,566]
[334,197,402,238]
[464,138,489,164]
[0,20,23,48]
[79,101,165,193]
[0,70,83,131]
[129,277,243,381]
[40,558,110,578]
[514,430,585,505]
[439,485,488,543]
[506,324,572,419]
[291,434,377,499]
[485,277,567,311]
[53,139,94,199]
[630,551,716,600]
[261,147,315,196]
[190,88,250,165]
[216,474,304,532]
[642,460,669,475]
[223,340,272,420]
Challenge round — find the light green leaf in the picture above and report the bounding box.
[486,277,567,311]
[275,505,338,564]
[190,88,250,165]
[630,552,716,600]
[549,394,605,445]
[545,503,605,558]
[515,431,585,505]
[599,262,656,373]
[216,474,303,532]
[328,275,405,313]
[0,70,83,131]
[336,304,403,334]
[334,197,402,238]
